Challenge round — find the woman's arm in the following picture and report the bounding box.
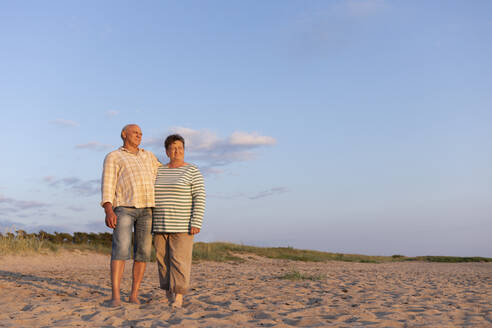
[190,166,206,232]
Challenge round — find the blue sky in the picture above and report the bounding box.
[1,1,491,257]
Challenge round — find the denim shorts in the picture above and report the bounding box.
[112,206,153,262]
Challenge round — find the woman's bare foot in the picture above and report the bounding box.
[172,293,183,308]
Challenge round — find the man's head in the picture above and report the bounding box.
[121,124,142,149]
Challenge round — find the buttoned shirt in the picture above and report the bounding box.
[101,147,161,208]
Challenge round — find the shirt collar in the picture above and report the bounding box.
[119,146,142,154]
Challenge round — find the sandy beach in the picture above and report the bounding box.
[0,251,491,327]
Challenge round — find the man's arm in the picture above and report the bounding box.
[101,153,118,206]
[149,151,162,176]
[101,153,118,229]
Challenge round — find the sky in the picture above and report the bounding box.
[1,0,491,257]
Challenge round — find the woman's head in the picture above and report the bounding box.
[164,134,185,151]
[165,134,185,162]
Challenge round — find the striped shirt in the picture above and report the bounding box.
[153,164,206,233]
[101,147,160,208]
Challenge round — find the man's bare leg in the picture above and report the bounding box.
[129,261,146,304]
[110,260,125,306]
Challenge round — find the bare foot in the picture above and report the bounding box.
[129,296,140,304]
[172,293,183,308]
[109,299,122,307]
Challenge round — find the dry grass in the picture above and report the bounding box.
[277,269,325,281]
[0,233,58,255]
[2,233,491,263]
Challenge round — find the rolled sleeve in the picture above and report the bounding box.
[101,153,118,207]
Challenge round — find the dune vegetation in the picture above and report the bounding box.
[1,230,491,263]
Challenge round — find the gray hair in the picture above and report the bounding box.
[120,124,138,140]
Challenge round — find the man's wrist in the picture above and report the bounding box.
[103,202,114,213]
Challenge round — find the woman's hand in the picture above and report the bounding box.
[190,227,200,235]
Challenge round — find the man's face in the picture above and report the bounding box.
[123,125,142,148]
[166,140,184,162]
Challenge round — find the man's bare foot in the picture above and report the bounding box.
[109,299,122,307]
[129,296,140,304]
[172,293,183,308]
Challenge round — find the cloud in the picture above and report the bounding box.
[228,131,276,146]
[106,110,119,117]
[66,205,86,212]
[200,167,226,176]
[75,141,113,151]
[44,176,101,197]
[209,187,289,200]
[0,194,50,210]
[248,187,289,200]
[143,127,276,172]
[0,219,78,234]
[0,195,51,221]
[50,119,79,127]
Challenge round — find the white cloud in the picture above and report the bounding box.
[143,127,277,173]
[50,119,79,127]
[228,131,276,146]
[44,176,101,197]
[106,110,119,117]
[171,127,221,151]
[75,141,113,151]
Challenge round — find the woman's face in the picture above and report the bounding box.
[166,140,185,162]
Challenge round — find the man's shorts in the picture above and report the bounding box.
[111,206,153,262]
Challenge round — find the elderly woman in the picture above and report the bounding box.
[152,134,206,308]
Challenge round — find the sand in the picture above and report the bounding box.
[1,251,491,327]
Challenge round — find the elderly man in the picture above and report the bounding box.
[101,124,160,306]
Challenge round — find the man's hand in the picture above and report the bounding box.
[103,202,117,229]
[190,227,200,235]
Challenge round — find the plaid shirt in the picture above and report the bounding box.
[101,147,161,208]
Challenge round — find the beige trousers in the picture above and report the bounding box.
[154,233,194,295]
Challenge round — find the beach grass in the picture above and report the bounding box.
[403,256,492,263]
[193,242,492,263]
[1,231,491,263]
[277,269,325,281]
[0,232,59,255]
[192,242,387,263]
